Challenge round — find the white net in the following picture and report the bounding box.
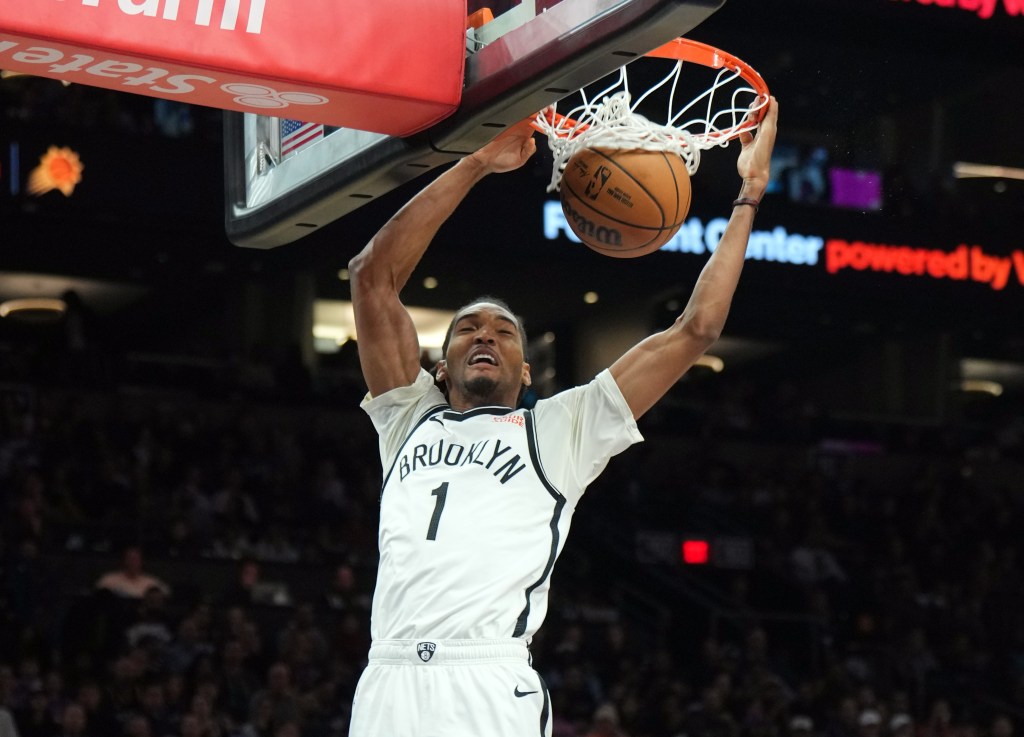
[535,59,766,192]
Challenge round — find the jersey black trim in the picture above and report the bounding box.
[512,409,566,638]
[441,405,517,421]
[378,402,448,502]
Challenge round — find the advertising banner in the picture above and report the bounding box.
[0,0,466,136]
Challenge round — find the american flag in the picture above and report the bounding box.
[280,118,325,158]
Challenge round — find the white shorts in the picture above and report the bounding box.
[349,639,552,737]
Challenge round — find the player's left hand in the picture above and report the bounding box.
[736,96,778,199]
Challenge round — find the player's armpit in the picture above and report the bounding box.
[608,321,716,420]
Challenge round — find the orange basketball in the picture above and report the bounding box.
[559,147,691,258]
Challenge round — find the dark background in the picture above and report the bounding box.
[2,2,1024,733]
[2,0,1023,413]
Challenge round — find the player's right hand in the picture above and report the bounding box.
[471,118,538,174]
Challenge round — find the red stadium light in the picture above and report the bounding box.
[681,539,710,565]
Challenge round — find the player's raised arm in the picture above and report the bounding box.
[609,97,779,420]
[348,120,537,398]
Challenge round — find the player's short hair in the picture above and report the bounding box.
[441,296,529,361]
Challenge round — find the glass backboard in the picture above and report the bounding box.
[224,0,725,249]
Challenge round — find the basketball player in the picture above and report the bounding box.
[347,98,779,736]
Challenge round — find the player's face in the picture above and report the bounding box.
[437,303,531,410]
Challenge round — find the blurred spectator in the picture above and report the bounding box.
[275,604,328,668]
[186,689,227,737]
[321,564,370,616]
[684,684,739,737]
[39,675,66,728]
[827,696,859,737]
[95,547,170,600]
[237,694,274,737]
[164,618,215,677]
[251,526,300,565]
[104,654,142,720]
[5,540,56,631]
[124,587,175,651]
[237,619,270,680]
[790,526,848,588]
[0,706,18,737]
[990,716,1014,737]
[591,623,631,691]
[10,660,43,714]
[161,675,186,720]
[310,460,348,522]
[222,560,262,609]
[790,715,815,737]
[585,703,628,737]
[211,469,260,531]
[73,681,116,737]
[12,686,54,737]
[133,678,175,737]
[123,714,151,737]
[330,611,369,674]
[176,714,202,737]
[8,489,46,552]
[859,710,882,737]
[273,721,300,737]
[221,560,291,608]
[170,465,215,542]
[890,713,913,737]
[248,664,300,735]
[217,640,258,727]
[208,526,255,562]
[894,628,940,707]
[921,699,955,737]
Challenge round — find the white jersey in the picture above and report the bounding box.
[361,368,642,643]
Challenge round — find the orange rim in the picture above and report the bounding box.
[529,37,769,138]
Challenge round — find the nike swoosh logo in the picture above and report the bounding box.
[514,686,538,698]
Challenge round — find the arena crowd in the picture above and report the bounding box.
[1,329,1022,737]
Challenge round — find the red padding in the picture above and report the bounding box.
[0,0,466,137]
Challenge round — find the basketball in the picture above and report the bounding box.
[559,147,691,258]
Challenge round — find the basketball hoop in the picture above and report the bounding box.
[533,38,770,192]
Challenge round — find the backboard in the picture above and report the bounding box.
[224,0,725,249]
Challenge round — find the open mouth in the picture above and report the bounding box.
[468,351,498,367]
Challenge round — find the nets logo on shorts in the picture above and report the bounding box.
[416,642,436,662]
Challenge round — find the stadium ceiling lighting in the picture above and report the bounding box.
[313,300,455,352]
[695,354,724,372]
[960,379,1003,397]
[952,162,1024,181]
[0,297,67,318]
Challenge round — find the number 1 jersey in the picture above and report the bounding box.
[361,368,642,644]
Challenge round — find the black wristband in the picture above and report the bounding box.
[733,197,760,211]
